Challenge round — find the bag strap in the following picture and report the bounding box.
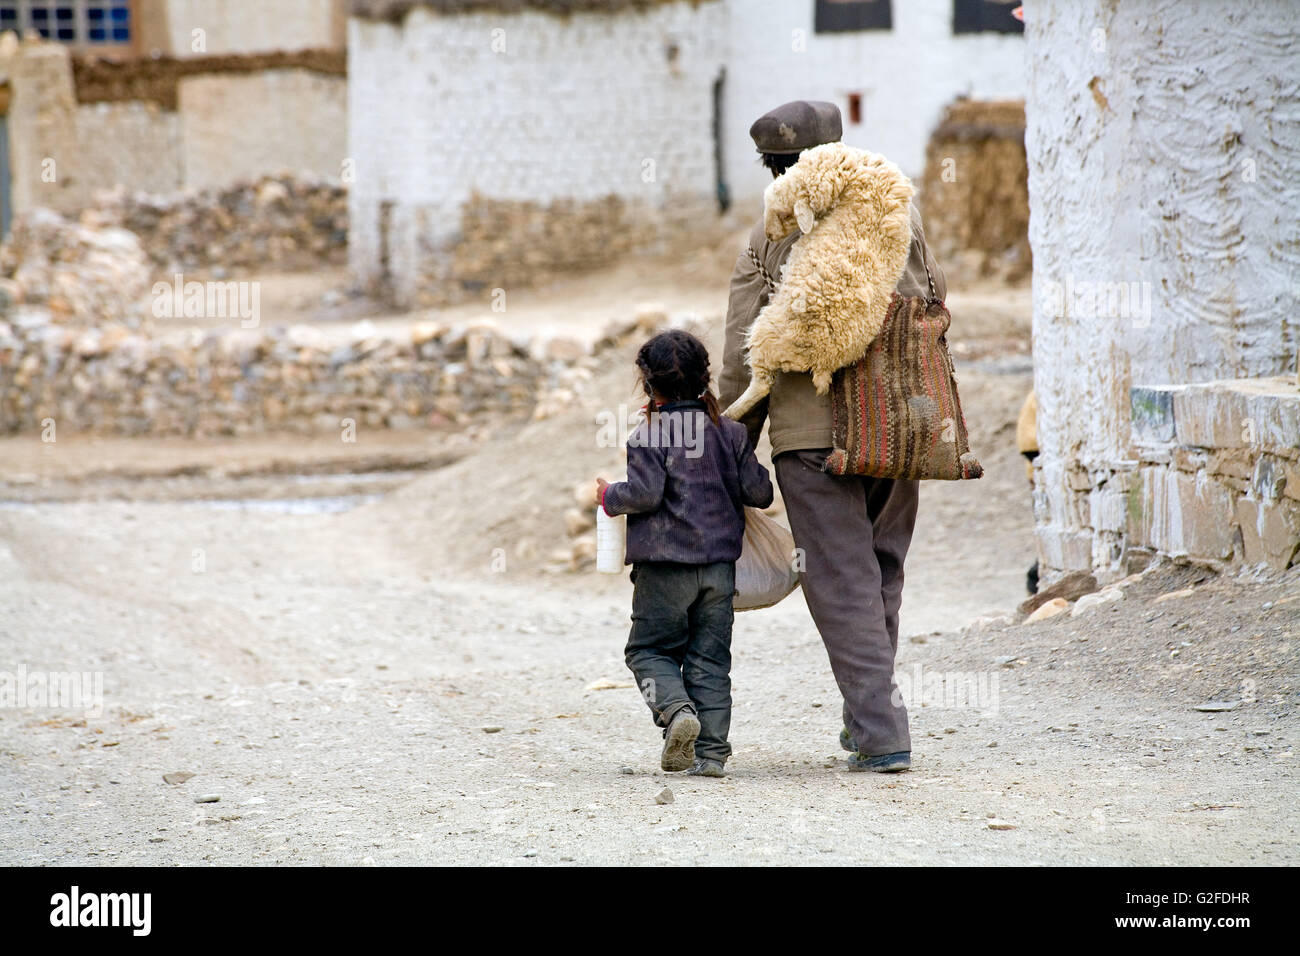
[747,245,778,295]
[921,251,938,304]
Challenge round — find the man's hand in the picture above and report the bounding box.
[594,477,609,505]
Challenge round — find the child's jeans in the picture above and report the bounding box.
[624,560,736,763]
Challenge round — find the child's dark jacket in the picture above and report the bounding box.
[601,400,774,565]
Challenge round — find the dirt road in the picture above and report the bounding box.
[2,270,1294,865]
[2,401,1295,865]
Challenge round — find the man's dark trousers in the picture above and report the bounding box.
[774,448,917,757]
[624,561,736,762]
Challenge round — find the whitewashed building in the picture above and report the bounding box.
[723,0,1025,203]
[1025,0,1300,575]
[346,0,1028,305]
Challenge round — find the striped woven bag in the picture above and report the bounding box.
[823,290,983,480]
[747,245,982,481]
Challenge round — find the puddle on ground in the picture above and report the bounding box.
[195,494,383,514]
[0,471,401,514]
[0,494,383,514]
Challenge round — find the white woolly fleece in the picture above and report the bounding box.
[725,142,915,419]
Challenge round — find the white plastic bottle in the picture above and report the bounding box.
[595,507,626,573]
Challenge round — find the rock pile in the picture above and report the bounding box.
[0,207,150,326]
[0,173,347,328]
[85,174,348,274]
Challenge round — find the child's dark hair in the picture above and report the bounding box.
[635,329,722,425]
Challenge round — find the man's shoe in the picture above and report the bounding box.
[660,709,700,772]
[687,757,725,778]
[847,751,911,773]
[839,726,856,753]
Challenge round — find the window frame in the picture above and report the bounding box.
[952,0,1024,36]
[813,0,893,35]
[0,0,138,55]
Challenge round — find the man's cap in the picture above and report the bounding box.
[749,100,843,154]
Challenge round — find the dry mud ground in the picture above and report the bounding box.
[1,275,1296,866]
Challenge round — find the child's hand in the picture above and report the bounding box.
[594,478,609,504]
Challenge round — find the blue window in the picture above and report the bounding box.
[0,1,132,47]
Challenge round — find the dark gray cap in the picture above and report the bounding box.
[749,100,843,154]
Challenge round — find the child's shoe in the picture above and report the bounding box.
[687,757,725,778]
[660,708,700,772]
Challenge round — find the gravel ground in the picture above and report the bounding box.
[2,277,1294,866]
[1,482,1295,866]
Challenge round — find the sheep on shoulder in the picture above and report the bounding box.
[725,142,915,420]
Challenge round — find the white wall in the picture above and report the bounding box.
[348,1,727,299]
[179,69,347,190]
[1024,0,1300,571]
[75,102,183,195]
[722,0,1026,205]
[346,0,1028,300]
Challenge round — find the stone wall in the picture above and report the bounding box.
[0,188,630,438]
[405,189,720,307]
[1024,0,1300,576]
[347,0,728,306]
[1129,381,1300,571]
[0,208,151,326]
[0,181,346,334]
[1036,379,1300,574]
[0,314,600,437]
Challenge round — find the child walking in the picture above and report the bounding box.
[596,329,773,777]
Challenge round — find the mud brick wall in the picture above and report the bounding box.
[920,99,1030,283]
[70,50,347,111]
[0,37,347,215]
